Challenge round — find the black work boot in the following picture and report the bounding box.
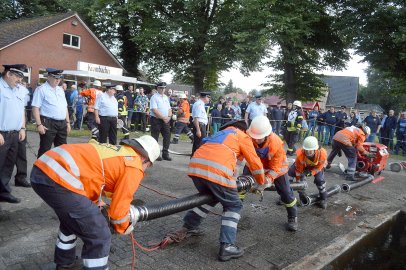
[218,243,244,262]
[287,217,298,232]
[345,174,356,181]
[171,138,178,144]
[162,153,172,161]
[326,163,331,169]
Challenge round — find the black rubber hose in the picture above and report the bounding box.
[300,184,341,206]
[342,175,374,192]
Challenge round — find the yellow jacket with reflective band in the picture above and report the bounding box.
[332,126,367,154]
[188,127,265,188]
[294,148,327,180]
[252,133,288,183]
[33,140,144,234]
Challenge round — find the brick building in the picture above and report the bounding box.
[0,12,129,87]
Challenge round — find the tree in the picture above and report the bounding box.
[133,0,270,92]
[223,79,234,94]
[264,0,351,102]
[338,0,406,98]
[358,68,406,112]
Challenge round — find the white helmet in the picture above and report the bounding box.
[135,135,161,163]
[179,93,187,99]
[293,100,302,107]
[93,80,102,87]
[362,125,371,136]
[247,115,272,139]
[303,136,319,150]
[115,85,124,91]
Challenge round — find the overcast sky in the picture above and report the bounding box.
[162,52,369,93]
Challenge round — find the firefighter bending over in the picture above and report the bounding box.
[246,115,298,231]
[182,120,265,262]
[326,125,373,180]
[30,136,160,270]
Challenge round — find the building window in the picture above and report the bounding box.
[63,33,80,49]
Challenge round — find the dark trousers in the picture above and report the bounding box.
[38,116,68,158]
[173,121,193,141]
[288,163,327,200]
[381,129,394,150]
[31,167,111,269]
[192,123,207,155]
[4,135,27,182]
[327,140,357,174]
[285,130,299,154]
[183,176,242,244]
[244,166,297,218]
[0,131,19,195]
[273,121,282,135]
[86,112,99,139]
[133,112,146,131]
[98,116,117,145]
[150,116,171,155]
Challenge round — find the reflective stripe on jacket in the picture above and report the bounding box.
[33,140,144,234]
[252,133,288,183]
[332,126,367,154]
[294,148,327,180]
[188,127,265,188]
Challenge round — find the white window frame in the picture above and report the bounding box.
[63,33,81,49]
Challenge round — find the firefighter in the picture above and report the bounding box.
[285,100,303,156]
[30,135,160,270]
[288,136,328,209]
[172,93,194,144]
[246,115,298,231]
[326,125,374,180]
[81,80,102,140]
[182,120,266,262]
[115,85,130,139]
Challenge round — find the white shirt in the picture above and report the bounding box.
[246,102,267,120]
[0,78,26,131]
[150,93,171,117]
[192,99,208,125]
[94,93,118,117]
[32,81,67,120]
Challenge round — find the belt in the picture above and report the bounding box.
[100,116,117,119]
[41,115,65,122]
[0,130,19,134]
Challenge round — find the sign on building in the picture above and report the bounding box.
[77,61,123,76]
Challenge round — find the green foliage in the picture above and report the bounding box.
[132,0,270,92]
[264,0,351,102]
[358,68,406,112]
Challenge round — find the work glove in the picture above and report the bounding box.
[251,182,272,202]
[364,152,375,158]
[303,170,312,177]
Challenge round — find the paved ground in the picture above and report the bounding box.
[1,131,406,270]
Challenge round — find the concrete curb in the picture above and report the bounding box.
[283,210,401,270]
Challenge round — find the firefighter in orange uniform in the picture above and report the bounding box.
[245,116,298,231]
[326,125,373,180]
[288,136,328,209]
[171,93,194,144]
[80,80,102,139]
[30,135,160,270]
[182,120,265,262]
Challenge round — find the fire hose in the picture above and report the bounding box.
[299,184,341,206]
[131,175,307,223]
[341,174,375,192]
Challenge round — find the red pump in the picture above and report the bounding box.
[356,143,389,175]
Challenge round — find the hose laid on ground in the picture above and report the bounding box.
[299,184,341,206]
[341,174,375,192]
